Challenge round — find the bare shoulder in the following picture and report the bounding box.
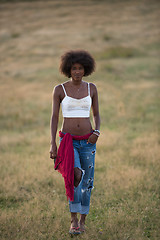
[54,81,71,92]
[63,80,70,87]
[89,82,98,96]
[53,83,66,102]
[53,84,63,95]
[89,82,97,89]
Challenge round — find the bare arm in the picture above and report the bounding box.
[92,84,100,131]
[50,85,61,159]
[88,83,101,144]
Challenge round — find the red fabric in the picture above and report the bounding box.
[54,131,92,201]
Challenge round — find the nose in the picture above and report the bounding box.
[75,69,80,74]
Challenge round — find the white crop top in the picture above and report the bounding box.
[61,83,92,118]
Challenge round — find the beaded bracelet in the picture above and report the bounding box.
[94,129,100,134]
[93,132,100,137]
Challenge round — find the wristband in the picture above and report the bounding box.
[93,132,100,137]
[94,129,100,134]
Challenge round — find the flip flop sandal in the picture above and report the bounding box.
[69,227,81,235]
[78,222,85,233]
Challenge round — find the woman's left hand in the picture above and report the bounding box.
[87,133,99,144]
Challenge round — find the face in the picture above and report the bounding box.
[70,63,84,81]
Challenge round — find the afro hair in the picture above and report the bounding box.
[59,50,95,78]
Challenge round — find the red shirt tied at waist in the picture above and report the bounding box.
[54,131,92,201]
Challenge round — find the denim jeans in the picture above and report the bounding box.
[60,136,96,215]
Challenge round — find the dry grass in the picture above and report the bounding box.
[0,0,160,239]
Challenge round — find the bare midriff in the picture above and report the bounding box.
[61,118,93,136]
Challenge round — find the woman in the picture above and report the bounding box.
[50,50,100,235]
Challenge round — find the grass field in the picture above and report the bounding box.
[0,0,160,239]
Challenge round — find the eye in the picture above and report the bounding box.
[72,67,76,70]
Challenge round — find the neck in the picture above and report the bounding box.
[71,78,83,86]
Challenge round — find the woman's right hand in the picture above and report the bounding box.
[49,143,57,162]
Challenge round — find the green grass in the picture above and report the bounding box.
[0,0,160,239]
[95,46,142,59]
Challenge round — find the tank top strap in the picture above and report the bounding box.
[61,84,67,96]
[88,83,90,96]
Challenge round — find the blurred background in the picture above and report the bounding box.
[0,0,160,239]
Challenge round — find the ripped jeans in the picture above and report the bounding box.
[69,139,96,215]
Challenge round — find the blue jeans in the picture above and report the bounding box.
[60,136,96,215]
